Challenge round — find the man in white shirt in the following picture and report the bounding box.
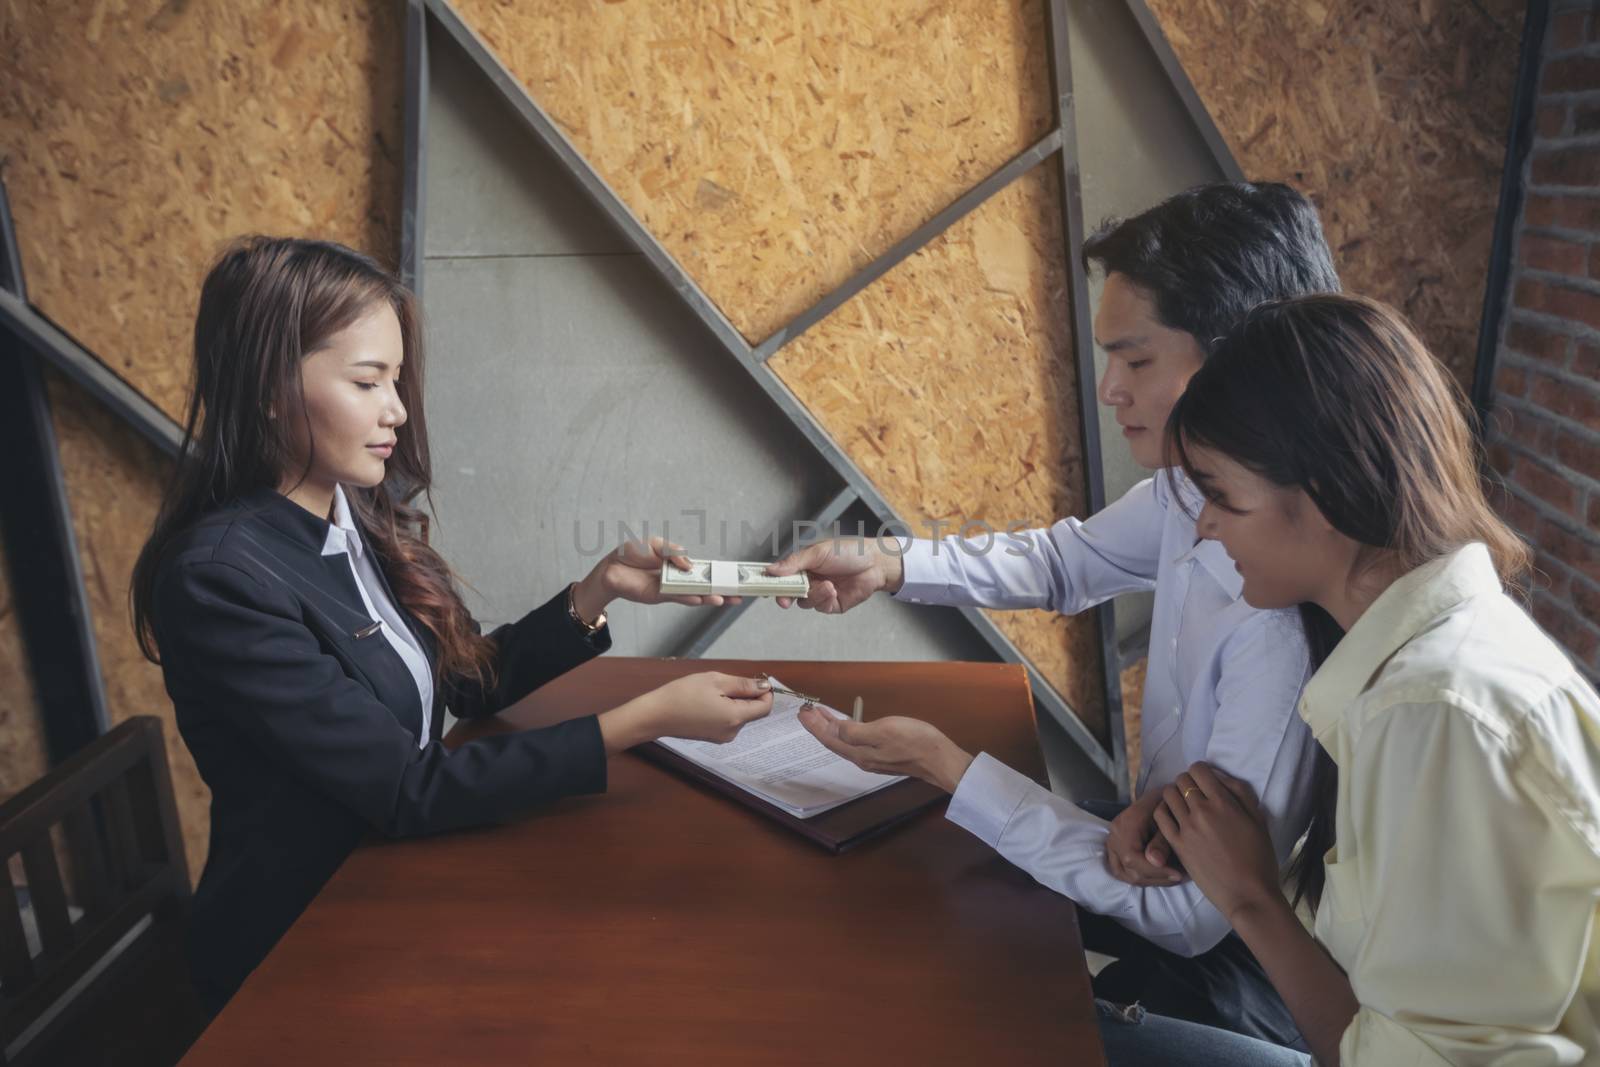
[768,182,1341,1052]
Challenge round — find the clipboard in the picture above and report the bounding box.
[633,740,948,853]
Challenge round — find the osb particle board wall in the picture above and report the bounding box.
[773,168,1105,730]
[1,0,405,875]
[452,0,1109,735]
[0,553,49,800]
[452,0,1055,345]
[1119,656,1147,788]
[43,373,212,878]
[1145,0,1526,389]
[0,0,403,420]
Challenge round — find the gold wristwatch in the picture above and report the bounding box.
[566,582,607,635]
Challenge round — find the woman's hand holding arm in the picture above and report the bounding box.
[1155,762,1358,1065]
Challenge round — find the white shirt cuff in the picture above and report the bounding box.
[945,752,1036,847]
[893,537,956,605]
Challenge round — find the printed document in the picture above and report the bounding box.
[658,681,905,818]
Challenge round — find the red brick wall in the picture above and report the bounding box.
[1487,1,1600,679]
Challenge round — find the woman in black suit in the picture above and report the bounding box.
[131,236,773,1014]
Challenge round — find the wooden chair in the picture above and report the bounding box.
[0,716,204,1066]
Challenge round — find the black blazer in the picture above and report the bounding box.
[152,488,612,1013]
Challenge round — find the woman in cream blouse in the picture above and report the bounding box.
[1097,293,1600,1065]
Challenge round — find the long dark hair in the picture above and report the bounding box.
[1166,294,1529,911]
[131,236,497,689]
[1286,605,1342,912]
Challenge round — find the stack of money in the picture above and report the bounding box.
[659,558,809,598]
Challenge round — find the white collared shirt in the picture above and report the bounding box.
[1300,544,1600,1065]
[896,471,1318,955]
[322,485,434,747]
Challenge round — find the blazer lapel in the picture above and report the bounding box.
[235,488,435,741]
[349,524,446,744]
[355,527,438,666]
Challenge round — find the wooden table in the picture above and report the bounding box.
[180,659,1105,1065]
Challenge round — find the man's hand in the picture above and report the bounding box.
[765,538,905,614]
[1105,786,1186,887]
[797,710,974,793]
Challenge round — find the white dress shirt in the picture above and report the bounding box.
[1301,543,1600,1066]
[322,485,434,747]
[896,471,1318,956]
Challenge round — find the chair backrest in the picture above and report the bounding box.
[0,716,190,1062]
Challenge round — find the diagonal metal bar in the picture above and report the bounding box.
[423,1,758,371]
[424,0,1116,780]
[1471,0,1550,431]
[0,288,182,460]
[1046,0,1129,794]
[0,180,112,760]
[0,191,21,294]
[673,484,860,660]
[753,129,1064,362]
[1118,0,1245,183]
[399,0,429,299]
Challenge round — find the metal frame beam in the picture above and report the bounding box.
[0,289,181,461]
[1118,0,1245,183]
[399,0,429,299]
[1045,0,1128,793]
[753,130,1064,361]
[0,180,113,762]
[1472,0,1551,430]
[422,3,758,374]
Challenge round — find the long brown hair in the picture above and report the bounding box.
[131,236,497,690]
[1166,293,1529,911]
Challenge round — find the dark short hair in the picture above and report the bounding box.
[1083,182,1340,352]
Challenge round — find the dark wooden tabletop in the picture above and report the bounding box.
[180,658,1104,1066]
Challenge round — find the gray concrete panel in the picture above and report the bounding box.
[423,252,835,654]
[425,24,633,259]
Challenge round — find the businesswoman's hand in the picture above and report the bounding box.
[797,710,975,793]
[598,672,774,752]
[573,536,743,622]
[1153,762,1281,923]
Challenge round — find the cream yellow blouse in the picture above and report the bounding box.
[1300,543,1600,1065]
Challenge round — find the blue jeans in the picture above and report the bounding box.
[1097,1000,1313,1066]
